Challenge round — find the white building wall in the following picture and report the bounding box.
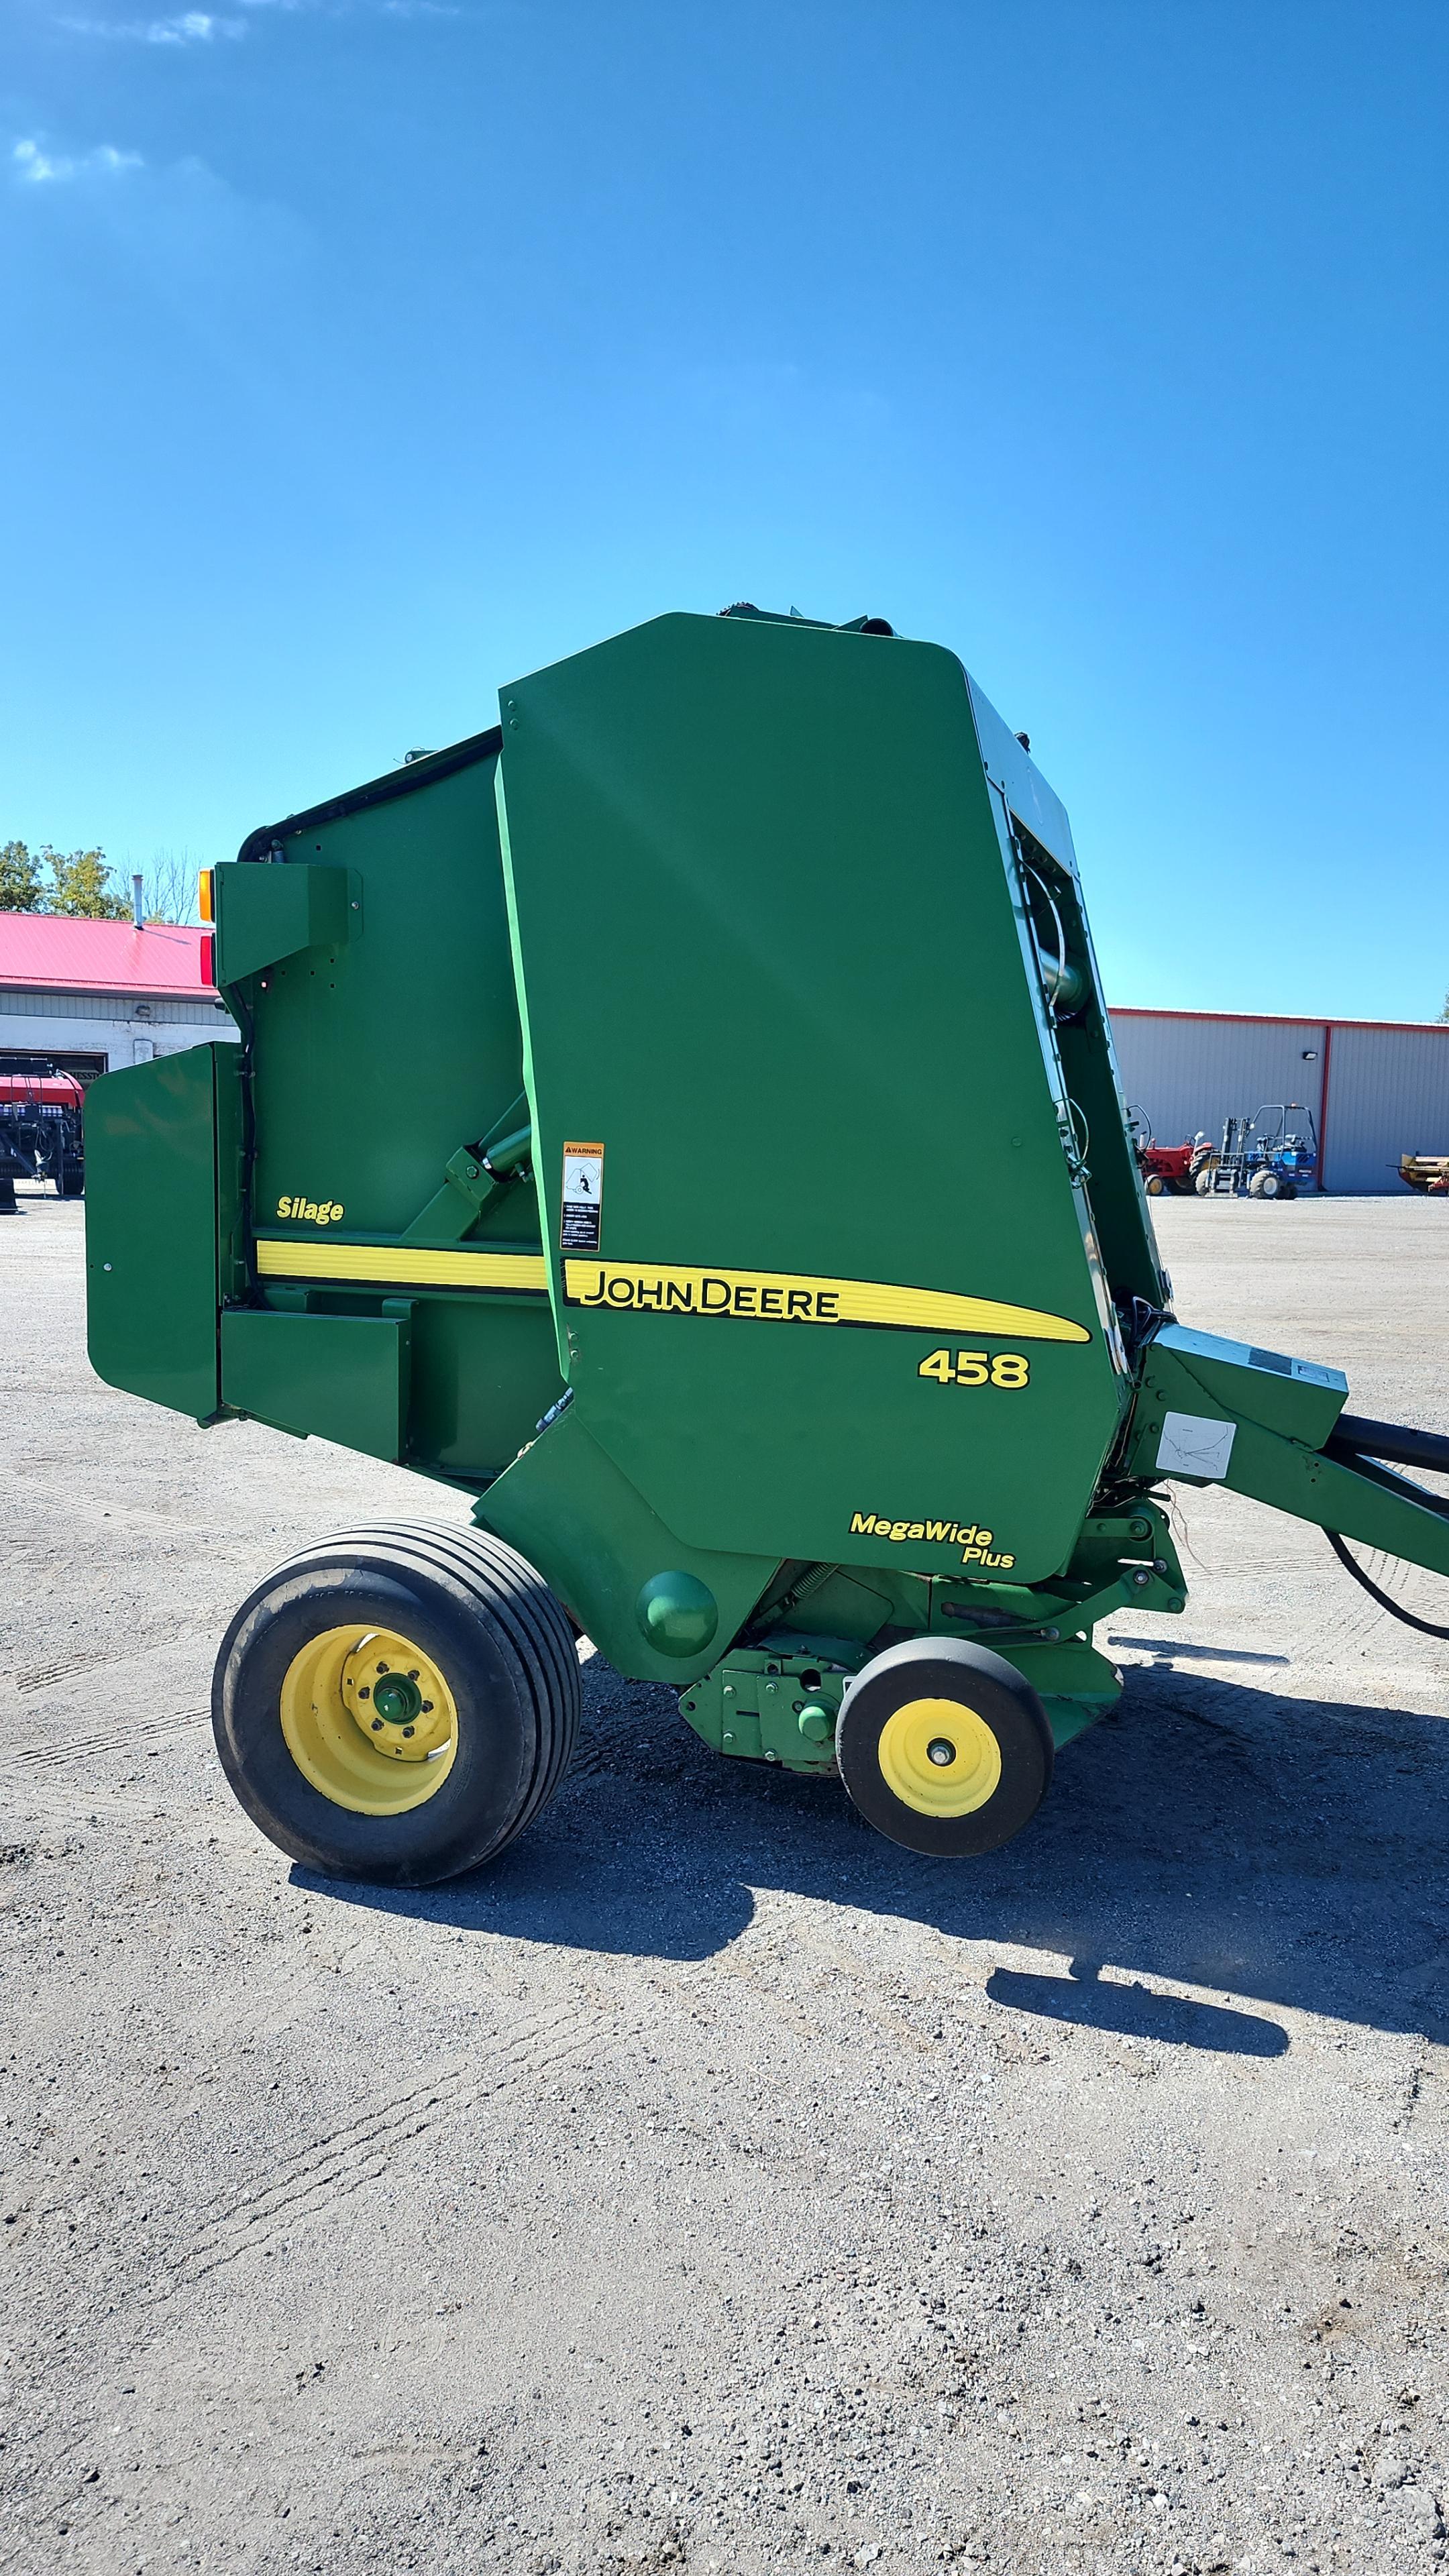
[0,987,239,1071]
[1109,1008,1449,1192]
[1109,1012,1327,1157]
[1324,1024,1449,1193]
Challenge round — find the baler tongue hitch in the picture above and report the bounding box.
[82,602,1449,1885]
[1326,1415,1449,1477]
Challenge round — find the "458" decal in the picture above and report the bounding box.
[917,1348,1030,1390]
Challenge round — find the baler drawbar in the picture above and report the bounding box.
[83,604,1449,1880]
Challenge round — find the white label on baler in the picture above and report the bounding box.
[1157,1410,1237,1481]
[560,1142,604,1252]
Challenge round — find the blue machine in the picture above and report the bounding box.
[1197,1103,1319,1200]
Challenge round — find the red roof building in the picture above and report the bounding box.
[0,913,216,1000]
[0,911,235,1081]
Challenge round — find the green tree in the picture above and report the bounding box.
[0,841,45,911]
[42,847,129,919]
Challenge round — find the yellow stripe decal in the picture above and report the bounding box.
[561,1259,1091,1344]
[256,1240,549,1293]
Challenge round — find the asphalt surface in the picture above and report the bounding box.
[2,1189,1448,2576]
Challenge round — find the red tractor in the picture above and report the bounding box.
[1127,1108,1212,1197]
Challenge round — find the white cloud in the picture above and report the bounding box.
[144,11,244,37]
[13,137,144,183]
[60,9,245,35]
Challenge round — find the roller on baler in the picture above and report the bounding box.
[83,604,1449,1882]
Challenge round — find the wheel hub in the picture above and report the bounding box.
[877,1695,1002,1817]
[341,1632,452,1763]
[279,1623,460,1813]
[370,1670,423,1727]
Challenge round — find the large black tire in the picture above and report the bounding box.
[212,1521,580,1884]
[836,1636,1054,1858]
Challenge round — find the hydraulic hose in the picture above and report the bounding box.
[1325,1413,1449,1476]
[1324,1530,1449,1640]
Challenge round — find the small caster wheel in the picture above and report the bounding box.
[835,1638,1054,1858]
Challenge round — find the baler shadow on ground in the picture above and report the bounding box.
[302,1655,1449,2053]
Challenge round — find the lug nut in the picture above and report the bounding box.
[421,1700,433,1713]
[402,1725,415,1739]
[370,1719,383,1732]
[359,1686,370,1700]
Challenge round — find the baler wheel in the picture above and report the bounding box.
[211,1521,580,1885]
[835,1637,1053,1858]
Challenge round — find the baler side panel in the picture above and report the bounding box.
[85,1042,241,1422]
[478,1405,780,1683]
[496,611,1127,1587]
[217,747,564,1479]
[239,753,525,1238]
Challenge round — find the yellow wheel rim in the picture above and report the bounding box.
[877,1695,1002,1818]
[278,1625,460,1816]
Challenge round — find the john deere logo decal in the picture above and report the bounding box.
[561,1258,1089,1342]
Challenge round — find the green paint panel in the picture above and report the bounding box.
[215,738,563,1485]
[85,1043,241,1421]
[213,862,351,985]
[497,612,1129,1585]
[221,1309,409,1460]
[235,745,527,1244]
[407,1295,561,1478]
[476,1404,777,1683]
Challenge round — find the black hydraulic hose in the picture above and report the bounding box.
[1322,1412,1449,1635]
[1325,1413,1449,1477]
[1325,1530,1449,1640]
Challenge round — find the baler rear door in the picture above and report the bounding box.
[85,1042,244,1423]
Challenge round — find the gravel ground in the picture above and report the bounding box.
[2,1189,1448,2576]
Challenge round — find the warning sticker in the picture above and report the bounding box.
[560,1140,604,1252]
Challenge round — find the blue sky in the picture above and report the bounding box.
[3,1,1446,1016]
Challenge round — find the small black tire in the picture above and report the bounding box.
[211,1520,580,1885]
[836,1637,1054,1858]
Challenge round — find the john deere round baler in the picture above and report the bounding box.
[84,605,1449,1881]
